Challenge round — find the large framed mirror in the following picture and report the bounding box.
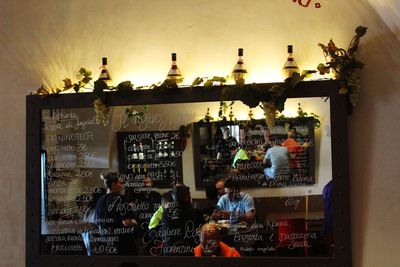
[26,80,351,267]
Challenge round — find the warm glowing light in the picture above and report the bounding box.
[280,108,298,118]
[246,68,285,83]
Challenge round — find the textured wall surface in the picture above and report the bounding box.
[0,0,399,266]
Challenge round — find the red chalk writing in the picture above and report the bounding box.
[292,0,321,8]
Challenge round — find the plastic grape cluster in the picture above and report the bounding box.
[94,98,111,126]
[262,101,277,128]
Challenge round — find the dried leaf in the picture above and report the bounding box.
[73,83,80,93]
[82,76,92,84]
[79,67,92,77]
[34,85,49,95]
[339,87,348,94]
[191,77,203,87]
[355,26,368,37]
[63,78,73,89]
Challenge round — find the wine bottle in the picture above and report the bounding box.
[169,168,175,179]
[99,57,112,84]
[170,141,175,157]
[163,141,169,158]
[282,45,300,79]
[132,164,136,174]
[232,48,247,86]
[138,142,145,160]
[157,141,163,158]
[143,163,147,173]
[166,53,183,83]
[132,144,138,160]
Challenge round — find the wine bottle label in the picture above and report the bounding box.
[283,60,299,69]
[99,69,111,80]
[167,68,183,78]
[233,60,247,74]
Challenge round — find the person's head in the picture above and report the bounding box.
[161,191,173,208]
[143,177,153,188]
[101,172,123,193]
[215,179,225,198]
[215,128,223,139]
[200,223,221,256]
[222,127,230,139]
[262,143,270,151]
[205,185,218,202]
[224,178,241,201]
[172,184,191,206]
[288,128,297,138]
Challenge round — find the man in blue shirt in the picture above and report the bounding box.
[263,139,290,179]
[212,179,255,226]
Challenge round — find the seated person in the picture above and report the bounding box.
[194,223,240,257]
[231,144,249,169]
[201,185,219,222]
[263,139,290,179]
[215,179,225,199]
[148,191,173,230]
[129,177,161,235]
[161,184,204,255]
[148,179,182,224]
[211,179,255,226]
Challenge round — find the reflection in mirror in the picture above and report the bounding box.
[194,118,316,188]
[40,97,333,257]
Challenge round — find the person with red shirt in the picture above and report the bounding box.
[281,128,307,178]
[194,223,240,257]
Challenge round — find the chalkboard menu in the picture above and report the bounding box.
[116,131,183,187]
[42,109,110,170]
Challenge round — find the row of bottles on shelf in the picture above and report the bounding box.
[156,140,176,158]
[230,45,300,83]
[129,140,176,161]
[98,45,299,86]
[130,142,145,160]
[131,163,147,174]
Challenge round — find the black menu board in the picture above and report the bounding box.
[116,131,183,187]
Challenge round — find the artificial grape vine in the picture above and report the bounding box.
[317,25,367,109]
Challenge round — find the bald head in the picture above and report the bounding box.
[200,223,220,256]
[143,177,153,187]
[215,180,225,198]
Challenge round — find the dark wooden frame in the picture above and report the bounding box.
[26,80,351,267]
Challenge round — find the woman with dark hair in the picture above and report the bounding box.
[94,172,137,255]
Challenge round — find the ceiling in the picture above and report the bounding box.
[367,0,400,40]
